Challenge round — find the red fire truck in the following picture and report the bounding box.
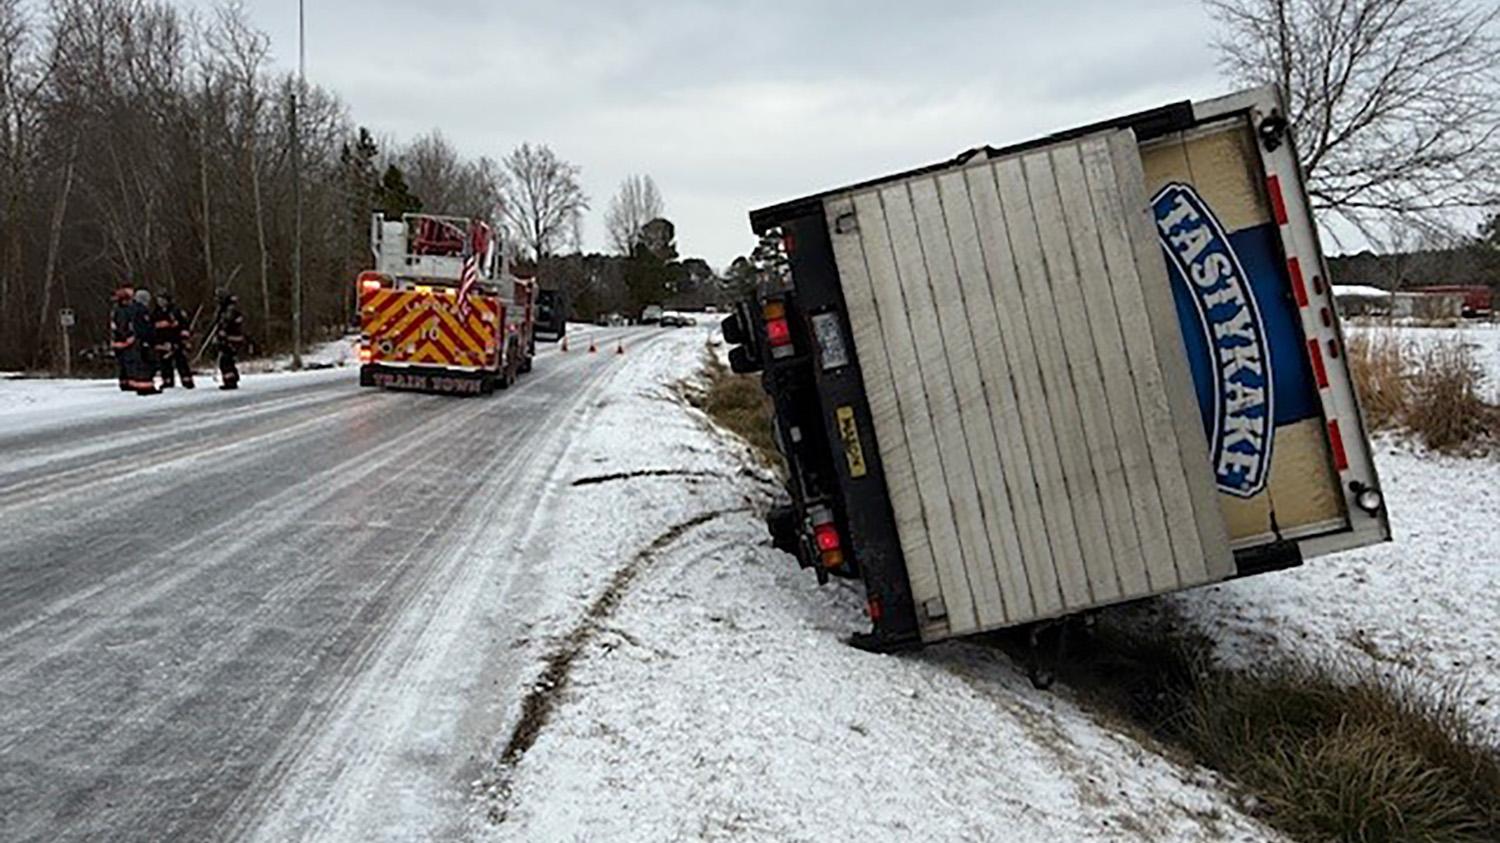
[357,213,535,395]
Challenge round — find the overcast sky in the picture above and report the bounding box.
[233,0,1233,268]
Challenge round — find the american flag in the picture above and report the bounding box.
[455,221,488,317]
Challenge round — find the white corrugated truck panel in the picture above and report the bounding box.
[825,129,1233,641]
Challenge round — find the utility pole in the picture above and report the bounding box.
[290,0,305,369]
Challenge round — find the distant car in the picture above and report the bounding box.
[661,314,697,328]
[640,305,664,324]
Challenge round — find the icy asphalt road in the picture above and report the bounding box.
[0,325,670,842]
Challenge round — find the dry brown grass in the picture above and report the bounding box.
[1346,332,1409,431]
[1009,619,1500,843]
[685,351,778,465]
[1345,330,1497,453]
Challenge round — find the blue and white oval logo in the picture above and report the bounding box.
[1152,183,1273,499]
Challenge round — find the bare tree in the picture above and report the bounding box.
[604,174,663,255]
[399,131,501,220]
[1206,0,1500,238]
[496,142,588,261]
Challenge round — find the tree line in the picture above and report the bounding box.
[0,0,740,373]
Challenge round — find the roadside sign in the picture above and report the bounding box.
[58,308,75,329]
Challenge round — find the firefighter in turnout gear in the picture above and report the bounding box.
[132,289,158,386]
[111,286,159,395]
[215,292,245,390]
[151,291,195,389]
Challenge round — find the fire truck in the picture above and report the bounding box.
[357,213,535,395]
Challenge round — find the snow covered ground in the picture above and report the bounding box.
[1162,322,1500,730]
[0,363,350,431]
[1170,440,1500,730]
[476,328,1280,841]
[480,320,1498,840]
[5,318,1492,839]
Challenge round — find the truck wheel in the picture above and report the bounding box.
[480,375,496,395]
[519,356,532,374]
[497,369,512,390]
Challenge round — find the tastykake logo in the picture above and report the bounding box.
[1152,183,1273,498]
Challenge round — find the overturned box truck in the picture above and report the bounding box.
[733,86,1390,651]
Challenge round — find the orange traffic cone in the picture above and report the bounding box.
[615,341,624,355]
[588,339,597,353]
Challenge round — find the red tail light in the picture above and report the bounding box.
[764,300,793,358]
[814,522,841,552]
[766,318,791,347]
[812,518,844,568]
[358,345,372,363]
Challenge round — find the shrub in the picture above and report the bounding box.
[1405,341,1498,453]
[1345,330,1497,453]
[1346,332,1409,432]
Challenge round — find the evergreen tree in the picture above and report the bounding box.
[375,164,423,217]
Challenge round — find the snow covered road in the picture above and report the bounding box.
[0,325,687,842]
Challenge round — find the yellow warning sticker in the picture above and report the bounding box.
[836,406,867,478]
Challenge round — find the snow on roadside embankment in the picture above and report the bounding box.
[480,333,1277,841]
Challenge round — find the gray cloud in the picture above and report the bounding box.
[236,0,1228,266]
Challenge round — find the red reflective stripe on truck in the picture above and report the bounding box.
[1266,174,1289,226]
[1327,420,1349,471]
[1287,257,1309,307]
[1307,339,1330,389]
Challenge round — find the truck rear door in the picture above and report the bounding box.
[1138,87,1386,560]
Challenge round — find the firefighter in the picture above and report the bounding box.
[215,292,246,390]
[151,291,195,389]
[111,285,158,396]
[131,288,159,390]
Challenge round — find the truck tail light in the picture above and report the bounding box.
[358,344,372,363]
[814,522,841,552]
[764,300,793,359]
[811,511,844,569]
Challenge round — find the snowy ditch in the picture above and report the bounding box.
[477,324,1499,841]
[475,331,1280,841]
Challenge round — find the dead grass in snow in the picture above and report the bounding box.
[1007,617,1500,843]
[1346,331,1498,454]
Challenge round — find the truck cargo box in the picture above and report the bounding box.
[743,86,1390,648]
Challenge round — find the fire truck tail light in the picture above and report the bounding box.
[360,278,382,292]
[358,345,373,363]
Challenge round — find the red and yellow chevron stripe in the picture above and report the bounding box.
[359,281,501,370]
